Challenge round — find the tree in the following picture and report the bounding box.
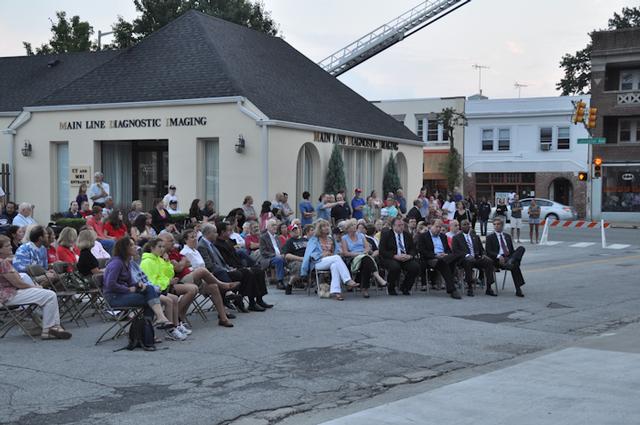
[383,153,401,197]
[110,0,279,49]
[437,107,467,193]
[324,144,346,195]
[23,11,94,55]
[557,6,640,95]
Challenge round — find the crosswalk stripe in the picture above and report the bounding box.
[606,244,631,250]
[542,241,563,246]
[569,242,596,248]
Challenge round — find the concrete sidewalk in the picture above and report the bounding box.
[320,323,640,425]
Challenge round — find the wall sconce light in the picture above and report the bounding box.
[235,135,246,153]
[21,141,32,157]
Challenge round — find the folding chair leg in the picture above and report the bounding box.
[501,270,508,291]
[0,305,38,342]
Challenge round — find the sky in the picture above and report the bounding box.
[0,0,635,100]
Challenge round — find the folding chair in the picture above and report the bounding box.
[314,268,331,296]
[26,264,87,327]
[0,301,39,342]
[93,274,145,345]
[51,262,102,321]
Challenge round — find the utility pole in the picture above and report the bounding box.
[472,64,489,96]
[97,30,114,50]
[514,81,528,98]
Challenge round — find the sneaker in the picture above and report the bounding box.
[166,328,187,341]
[177,323,192,335]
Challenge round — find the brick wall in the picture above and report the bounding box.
[535,172,587,218]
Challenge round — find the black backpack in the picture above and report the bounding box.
[125,317,156,351]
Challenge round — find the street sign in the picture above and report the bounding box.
[577,137,606,144]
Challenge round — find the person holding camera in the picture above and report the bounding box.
[103,237,174,330]
[340,219,387,298]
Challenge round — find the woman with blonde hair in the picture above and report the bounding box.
[76,230,101,276]
[56,227,79,268]
[300,219,357,301]
[340,219,387,298]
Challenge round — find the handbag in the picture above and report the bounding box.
[60,271,92,291]
[318,282,330,298]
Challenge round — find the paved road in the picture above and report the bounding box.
[1,229,639,425]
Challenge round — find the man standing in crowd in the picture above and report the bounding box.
[280,193,294,224]
[298,191,314,226]
[379,218,420,296]
[89,172,110,208]
[442,196,456,222]
[12,203,37,228]
[331,193,351,224]
[259,219,286,289]
[495,198,508,221]
[351,188,365,220]
[485,217,526,297]
[510,194,523,243]
[417,187,429,219]
[395,189,407,215]
[85,206,115,254]
[477,197,491,236]
[406,199,423,223]
[417,219,463,299]
[282,224,311,294]
[162,185,178,207]
[452,219,496,296]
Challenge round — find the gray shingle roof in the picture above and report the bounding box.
[0,50,119,113]
[23,10,419,141]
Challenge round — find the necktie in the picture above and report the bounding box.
[397,234,406,254]
[466,234,474,256]
[499,234,509,256]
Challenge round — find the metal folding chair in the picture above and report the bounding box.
[93,274,145,345]
[0,302,39,342]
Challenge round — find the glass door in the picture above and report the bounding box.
[132,141,168,211]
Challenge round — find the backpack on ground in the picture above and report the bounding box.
[122,316,156,351]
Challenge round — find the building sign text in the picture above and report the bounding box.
[313,131,398,151]
[59,116,207,130]
[69,166,91,186]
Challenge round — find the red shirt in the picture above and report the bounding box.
[47,246,58,265]
[56,246,78,272]
[244,234,260,251]
[167,249,191,279]
[103,222,127,240]
[86,215,107,238]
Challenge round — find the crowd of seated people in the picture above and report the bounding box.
[0,178,530,342]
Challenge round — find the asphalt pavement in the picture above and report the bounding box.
[0,227,639,425]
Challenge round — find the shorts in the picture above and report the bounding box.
[511,218,522,229]
[529,218,541,225]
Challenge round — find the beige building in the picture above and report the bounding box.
[372,97,466,194]
[0,11,422,223]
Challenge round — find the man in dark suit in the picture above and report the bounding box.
[198,223,272,311]
[452,219,496,296]
[258,218,286,289]
[406,199,423,223]
[379,218,420,295]
[417,219,464,299]
[485,217,526,297]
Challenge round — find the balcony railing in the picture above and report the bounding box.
[617,91,640,105]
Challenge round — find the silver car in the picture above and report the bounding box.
[491,198,578,221]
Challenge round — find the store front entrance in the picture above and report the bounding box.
[101,140,168,210]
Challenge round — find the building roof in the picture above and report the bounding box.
[23,10,418,141]
[466,95,588,117]
[0,50,119,113]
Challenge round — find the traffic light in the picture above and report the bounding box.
[587,107,597,128]
[578,171,588,181]
[593,157,602,178]
[572,100,587,124]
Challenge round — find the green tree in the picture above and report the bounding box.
[324,144,346,195]
[436,107,467,193]
[383,153,401,197]
[23,11,94,55]
[557,6,640,95]
[110,0,279,49]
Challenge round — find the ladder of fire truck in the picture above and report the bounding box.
[318,0,471,77]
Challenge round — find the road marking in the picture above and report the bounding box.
[606,244,631,250]
[569,242,596,248]
[541,241,563,246]
[526,254,640,274]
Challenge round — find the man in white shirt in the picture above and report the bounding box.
[442,197,456,221]
[88,172,110,207]
[12,203,37,228]
[163,185,178,207]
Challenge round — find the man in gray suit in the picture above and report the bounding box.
[259,219,286,289]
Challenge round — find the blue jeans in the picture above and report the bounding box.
[270,256,285,281]
[99,239,115,254]
[106,288,160,318]
[236,249,255,267]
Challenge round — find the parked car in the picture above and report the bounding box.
[491,198,577,222]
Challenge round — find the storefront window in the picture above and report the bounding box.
[602,165,640,212]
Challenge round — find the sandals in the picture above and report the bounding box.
[41,327,72,340]
[346,281,359,288]
[334,294,345,301]
[156,322,175,330]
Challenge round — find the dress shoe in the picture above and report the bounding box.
[224,312,236,319]
[485,289,497,297]
[450,290,462,300]
[285,284,292,295]
[387,289,398,296]
[515,289,525,298]
[218,320,234,328]
[276,281,285,290]
[466,287,474,297]
[248,303,266,312]
[402,290,411,296]
[256,300,273,309]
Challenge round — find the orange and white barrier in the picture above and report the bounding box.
[539,219,610,248]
